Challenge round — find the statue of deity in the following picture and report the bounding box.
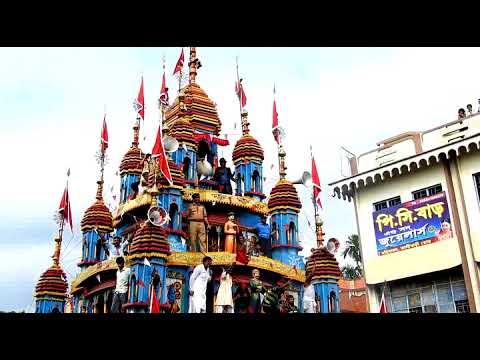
[248,268,264,313]
[224,212,238,253]
[141,154,152,187]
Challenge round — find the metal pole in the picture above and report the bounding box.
[236,56,243,122]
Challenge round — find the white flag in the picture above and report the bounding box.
[96,274,101,283]
[144,257,151,267]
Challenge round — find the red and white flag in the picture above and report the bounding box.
[272,85,280,144]
[59,185,73,232]
[152,126,173,186]
[173,48,184,75]
[101,114,108,153]
[150,287,160,313]
[133,76,145,120]
[272,100,279,129]
[235,80,247,109]
[159,72,169,106]
[379,285,387,313]
[311,149,322,209]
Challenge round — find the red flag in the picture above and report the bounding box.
[137,279,145,288]
[235,80,247,108]
[272,94,280,145]
[101,114,108,153]
[160,72,169,106]
[152,126,173,185]
[150,288,160,313]
[133,77,145,120]
[59,186,73,232]
[272,99,279,130]
[311,155,322,209]
[379,291,387,313]
[173,48,184,75]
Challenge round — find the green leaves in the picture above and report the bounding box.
[341,234,362,279]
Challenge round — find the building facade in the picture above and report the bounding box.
[330,112,480,313]
[338,278,368,313]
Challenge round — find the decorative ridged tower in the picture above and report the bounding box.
[35,182,71,313]
[119,119,145,203]
[35,237,69,313]
[124,185,171,313]
[305,220,342,313]
[167,94,198,186]
[79,125,114,270]
[267,144,303,267]
[232,111,265,200]
[79,181,113,269]
[165,48,227,190]
[164,48,222,136]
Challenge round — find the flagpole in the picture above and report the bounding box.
[178,48,182,95]
[100,113,106,184]
[59,170,69,241]
[56,169,69,265]
[235,56,243,122]
[161,55,166,130]
[310,145,319,244]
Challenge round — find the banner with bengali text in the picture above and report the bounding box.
[372,192,452,256]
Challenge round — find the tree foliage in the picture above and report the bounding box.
[341,234,363,279]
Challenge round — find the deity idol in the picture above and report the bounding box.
[248,268,264,313]
[224,212,238,253]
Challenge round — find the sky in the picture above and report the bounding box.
[1,47,480,312]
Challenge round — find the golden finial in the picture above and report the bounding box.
[315,215,325,248]
[241,111,250,135]
[133,122,140,147]
[150,183,159,208]
[52,237,62,266]
[278,145,287,179]
[188,47,201,84]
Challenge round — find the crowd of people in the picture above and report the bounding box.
[457,100,480,119]
[108,255,320,314]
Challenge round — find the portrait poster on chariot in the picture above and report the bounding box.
[165,272,184,313]
[372,192,452,256]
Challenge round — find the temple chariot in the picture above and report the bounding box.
[34,48,342,314]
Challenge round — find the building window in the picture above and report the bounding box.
[271,222,278,244]
[388,277,469,313]
[328,291,337,313]
[182,156,191,180]
[169,203,179,229]
[452,281,470,313]
[252,170,260,192]
[412,184,443,200]
[373,196,401,212]
[287,222,296,245]
[474,173,480,205]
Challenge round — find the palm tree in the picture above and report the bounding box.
[341,264,361,280]
[341,234,362,278]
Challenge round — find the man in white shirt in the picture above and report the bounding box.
[303,275,318,313]
[107,236,127,259]
[110,256,131,313]
[189,256,213,313]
